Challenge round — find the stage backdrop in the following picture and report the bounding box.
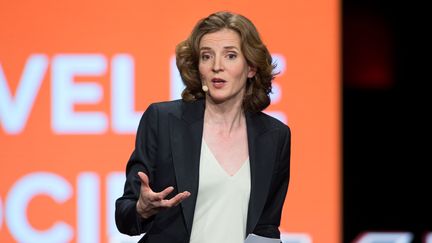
[0,1,339,242]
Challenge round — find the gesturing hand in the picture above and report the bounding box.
[136,171,191,219]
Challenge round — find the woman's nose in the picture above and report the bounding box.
[212,56,224,73]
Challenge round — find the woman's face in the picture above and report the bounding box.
[198,28,256,105]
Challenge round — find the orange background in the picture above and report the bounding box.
[0,0,340,242]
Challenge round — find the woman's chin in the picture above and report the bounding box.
[206,93,243,106]
[206,93,228,104]
[207,97,225,104]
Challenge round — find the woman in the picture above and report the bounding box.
[115,11,291,243]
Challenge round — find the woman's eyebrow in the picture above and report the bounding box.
[223,46,239,51]
[199,47,212,51]
[199,46,240,51]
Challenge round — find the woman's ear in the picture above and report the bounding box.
[247,66,257,78]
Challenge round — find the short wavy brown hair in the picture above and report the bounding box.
[175,11,277,113]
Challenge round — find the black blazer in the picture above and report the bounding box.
[115,99,291,243]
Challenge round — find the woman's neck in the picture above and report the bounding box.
[204,97,245,135]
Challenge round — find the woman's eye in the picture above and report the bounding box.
[201,54,210,61]
[227,53,237,59]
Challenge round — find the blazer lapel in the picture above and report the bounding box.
[246,112,279,235]
[169,99,205,236]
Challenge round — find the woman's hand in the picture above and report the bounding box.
[136,171,191,219]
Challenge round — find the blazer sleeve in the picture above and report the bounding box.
[253,125,291,239]
[115,104,159,236]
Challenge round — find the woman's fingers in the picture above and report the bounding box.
[156,186,175,200]
[160,191,191,207]
[137,172,150,191]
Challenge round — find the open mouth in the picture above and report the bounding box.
[211,78,227,83]
[210,78,227,89]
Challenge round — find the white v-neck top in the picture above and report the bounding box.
[190,140,251,243]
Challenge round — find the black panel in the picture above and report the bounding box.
[343,0,431,242]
